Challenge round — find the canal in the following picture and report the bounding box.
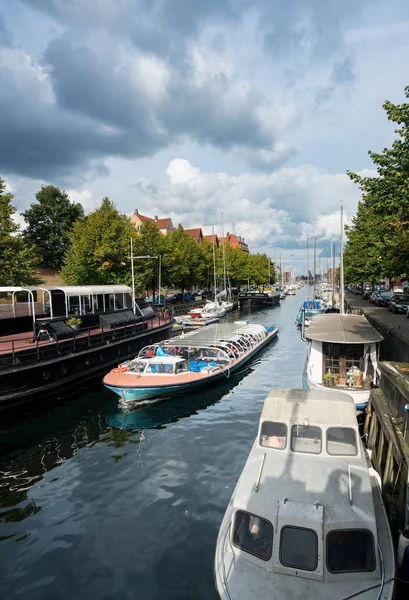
[0,290,307,600]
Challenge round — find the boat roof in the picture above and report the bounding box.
[139,356,185,364]
[164,323,268,348]
[260,389,357,426]
[0,285,131,297]
[306,313,383,344]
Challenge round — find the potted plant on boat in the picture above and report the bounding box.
[66,316,82,331]
[323,372,335,388]
[338,369,346,386]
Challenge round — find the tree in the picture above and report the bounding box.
[61,198,135,285]
[248,253,270,286]
[0,177,41,286]
[132,219,168,294]
[224,245,249,287]
[23,185,84,270]
[347,85,409,281]
[163,225,206,292]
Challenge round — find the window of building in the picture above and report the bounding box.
[327,530,375,573]
[280,526,318,571]
[291,425,322,454]
[326,428,358,456]
[260,421,287,450]
[232,511,273,561]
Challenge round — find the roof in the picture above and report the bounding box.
[184,228,203,243]
[260,388,357,426]
[306,313,383,344]
[0,285,132,297]
[155,218,171,229]
[203,234,219,243]
[139,356,184,364]
[163,322,269,348]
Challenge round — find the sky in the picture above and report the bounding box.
[1,0,409,275]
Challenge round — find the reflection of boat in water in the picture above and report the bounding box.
[103,322,278,403]
[215,388,395,600]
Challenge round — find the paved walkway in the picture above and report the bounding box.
[346,292,409,345]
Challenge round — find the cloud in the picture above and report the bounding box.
[131,159,361,256]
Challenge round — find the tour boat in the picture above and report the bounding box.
[103,322,278,402]
[215,388,395,600]
[303,313,383,413]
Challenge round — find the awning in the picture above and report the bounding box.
[306,314,383,344]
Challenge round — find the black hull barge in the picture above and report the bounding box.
[238,291,280,310]
[0,285,174,408]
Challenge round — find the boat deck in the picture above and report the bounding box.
[0,316,166,358]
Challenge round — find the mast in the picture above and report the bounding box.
[268,257,271,287]
[313,236,317,299]
[221,212,227,296]
[280,253,284,288]
[332,242,336,307]
[130,237,136,314]
[212,226,217,302]
[340,204,345,314]
[307,237,310,302]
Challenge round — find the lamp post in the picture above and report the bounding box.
[129,241,162,311]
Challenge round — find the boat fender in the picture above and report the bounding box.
[164,309,170,321]
[113,366,128,374]
[397,528,409,570]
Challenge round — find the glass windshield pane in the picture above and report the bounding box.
[146,363,173,373]
[327,428,358,456]
[280,526,318,571]
[233,511,273,561]
[327,530,375,573]
[291,425,322,454]
[260,422,287,450]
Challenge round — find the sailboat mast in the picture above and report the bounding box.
[307,237,310,302]
[221,212,227,295]
[280,253,283,288]
[212,226,217,302]
[340,204,345,314]
[332,242,336,307]
[313,236,316,299]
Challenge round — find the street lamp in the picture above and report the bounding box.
[129,239,162,312]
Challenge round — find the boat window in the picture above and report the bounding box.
[280,526,318,571]
[326,428,358,456]
[232,510,273,561]
[327,530,375,573]
[130,361,146,373]
[175,361,188,374]
[146,363,174,374]
[291,425,322,454]
[260,422,287,450]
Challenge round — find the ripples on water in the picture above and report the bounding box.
[0,292,307,599]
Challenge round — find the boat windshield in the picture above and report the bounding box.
[233,510,273,561]
[280,526,318,571]
[291,424,322,454]
[146,362,174,374]
[260,421,287,450]
[326,427,358,456]
[128,360,146,373]
[327,530,375,573]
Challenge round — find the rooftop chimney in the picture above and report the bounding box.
[154,215,158,221]
[134,208,139,215]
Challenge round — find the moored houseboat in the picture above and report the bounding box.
[303,313,383,412]
[0,285,174,407]
[103,322,278,402]
[215,388,395,600]
[238,291,280,310]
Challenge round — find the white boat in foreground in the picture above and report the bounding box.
[215,389,395,600]
[303,313,383,413]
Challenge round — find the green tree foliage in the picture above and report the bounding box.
[23,185,84,270]
[132,219,167,293]
[346,85,409,281]
[61,198,135,285]
[247,253,271,286]
[163,225,206,292]
[0,177,41,286]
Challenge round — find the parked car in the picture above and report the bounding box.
[363,288,373,300]
[375,291,391,307]
[183,292,195,302]
[146,294,165,305]
[369,290,380,303]
[165,292,183,304]
[389,295,409,313]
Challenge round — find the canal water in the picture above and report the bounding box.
[0,290,307,600]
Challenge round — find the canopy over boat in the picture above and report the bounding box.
[306,314,383,344]
[163,322,271,348]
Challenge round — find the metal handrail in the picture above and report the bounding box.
[0,312,172,370]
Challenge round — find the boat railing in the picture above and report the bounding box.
[0,311,172,371]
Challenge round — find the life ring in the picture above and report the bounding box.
[164,309,170,321]
[113,366,128,373]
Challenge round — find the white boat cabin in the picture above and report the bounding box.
[216,390,394,600]
[306,314,383,388]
